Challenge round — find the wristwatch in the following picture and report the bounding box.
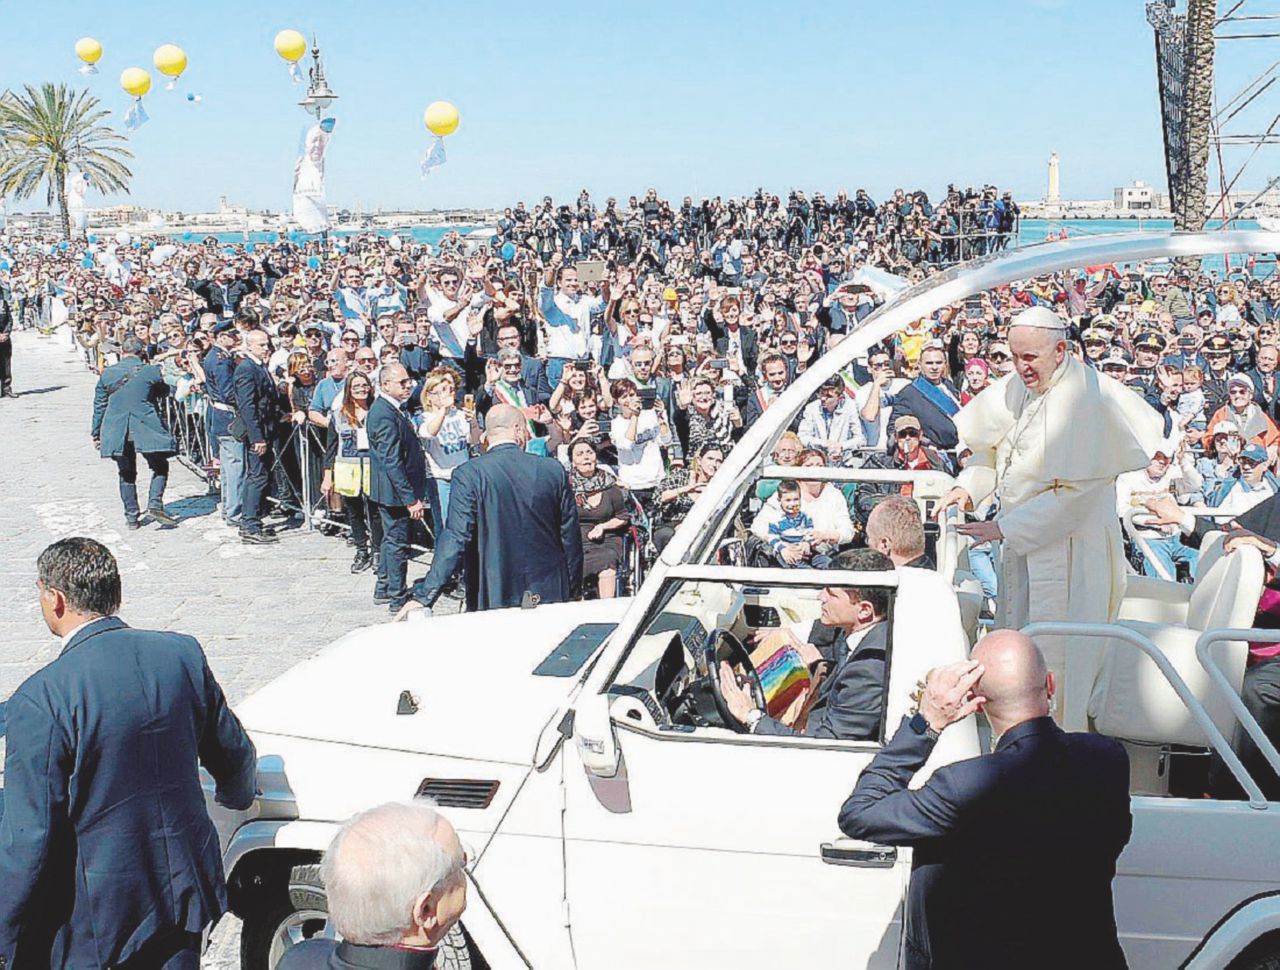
[909,712,941,742]
[745,708,767,732]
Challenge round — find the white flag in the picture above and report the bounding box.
[292,119,334,234]
[420,135,446,177]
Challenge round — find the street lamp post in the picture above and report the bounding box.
[297,35,338,122]
[296,36,337,253]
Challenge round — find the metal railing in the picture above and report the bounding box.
[1022,621,1272,809]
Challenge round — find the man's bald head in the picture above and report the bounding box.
[485,404,527,446]
[379,363,412,403]
[971,630,1054,730]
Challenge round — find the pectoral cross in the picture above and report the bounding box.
[1049,479,1067,494]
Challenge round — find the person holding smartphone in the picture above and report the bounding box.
[611,377,672,509]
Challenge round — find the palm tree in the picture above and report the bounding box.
[1178,0,1216,233]
[0,83,133,240]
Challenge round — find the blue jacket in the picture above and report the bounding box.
[233,356,282,446]
[202,345,239,438]
[411,442,582,610]
[91,356,177,458]
[0,617,257,969]
[367,395,428,508]
[839,715,1131,970]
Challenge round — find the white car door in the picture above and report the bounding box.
[561,722,907,970]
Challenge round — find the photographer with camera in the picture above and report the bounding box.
[611,377,673,510]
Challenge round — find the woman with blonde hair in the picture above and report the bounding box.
[418,367,481,541]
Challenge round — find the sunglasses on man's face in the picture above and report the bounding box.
[990,352,1010,361]
[897,429,920,440]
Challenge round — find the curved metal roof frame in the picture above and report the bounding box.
[667,229,1280,568]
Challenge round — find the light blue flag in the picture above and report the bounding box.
[420,135,446,177]
[124,99,149,131]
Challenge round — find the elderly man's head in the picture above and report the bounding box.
[1008,309,1068,393]
[866,496,926,566]
[321,801,467,949]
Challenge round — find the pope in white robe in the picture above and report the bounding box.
[938,306,1164,728]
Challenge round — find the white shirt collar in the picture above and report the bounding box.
[61,615,109,648]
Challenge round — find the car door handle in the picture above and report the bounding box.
[820,839,898,868]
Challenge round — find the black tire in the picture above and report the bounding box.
[239,862,475,970]
[1229,933,1280,970]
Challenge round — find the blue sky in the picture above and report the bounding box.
[0,1,1271,212]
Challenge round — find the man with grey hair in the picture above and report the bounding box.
[839,630,1131,970]
[277,801,467,970]
[367,363,429,611]
[91,335,179,528]
[934,305,1163,728]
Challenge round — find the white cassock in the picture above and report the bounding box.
[955,353,1163,729]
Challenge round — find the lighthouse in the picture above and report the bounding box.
[1047,152,1061,203]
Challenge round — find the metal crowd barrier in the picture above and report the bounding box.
[158,395,437,559]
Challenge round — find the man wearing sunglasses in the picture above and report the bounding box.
[367,363,430,613]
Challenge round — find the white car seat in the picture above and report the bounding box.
[1091,541,1264,746]
[1117,531,1229,626]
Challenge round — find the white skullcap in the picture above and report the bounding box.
[1009,306,1066,331]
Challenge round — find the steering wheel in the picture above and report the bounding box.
[700,629,767,733]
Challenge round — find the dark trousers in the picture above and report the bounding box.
[112,928,203,969]
[344,492,384,555]
[0,336,12,394]
[113,441,169,521]
[374,502,411,604]
[241,441,274,534]
[1211,658,1280,800]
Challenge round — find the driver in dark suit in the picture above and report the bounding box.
[719,548,892,740]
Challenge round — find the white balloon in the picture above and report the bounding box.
[388,234,403,251]
[149,244,177,266]
[114,229,131,246]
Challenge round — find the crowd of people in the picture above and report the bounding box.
[7,180,1280,606]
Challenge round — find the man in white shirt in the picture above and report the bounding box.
[425,266,485,364]
[540,253,604,387]
[800,376,866,466]
[1115,441,1200,579]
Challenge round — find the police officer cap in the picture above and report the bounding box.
[211,320,236,336]
[1204,334,1232,353]
[1133,331,1164,351]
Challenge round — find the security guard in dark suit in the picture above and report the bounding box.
[0,282,14,398]
[91,337,178,528]
[0,537,256,969]
[402,404,582,616]
[839,631,1132,970]
[233,329,283,543]
[367,363,429,611]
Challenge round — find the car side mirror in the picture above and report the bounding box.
[572,691,620,778]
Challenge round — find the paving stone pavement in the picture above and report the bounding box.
[0,329,460,968]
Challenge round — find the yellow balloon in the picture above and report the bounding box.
[274,29,307,63]
[120,67,151,98]
[153,44,187,78]
[75,37,103,65]
[424,101,460,137]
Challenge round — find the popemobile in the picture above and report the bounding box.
[210,232,1280,970]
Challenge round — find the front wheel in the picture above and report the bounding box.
[239,862,476,970]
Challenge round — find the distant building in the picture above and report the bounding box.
[1047,153,1060,203]
[1114,180,1164,211]
[88,204,147,227]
